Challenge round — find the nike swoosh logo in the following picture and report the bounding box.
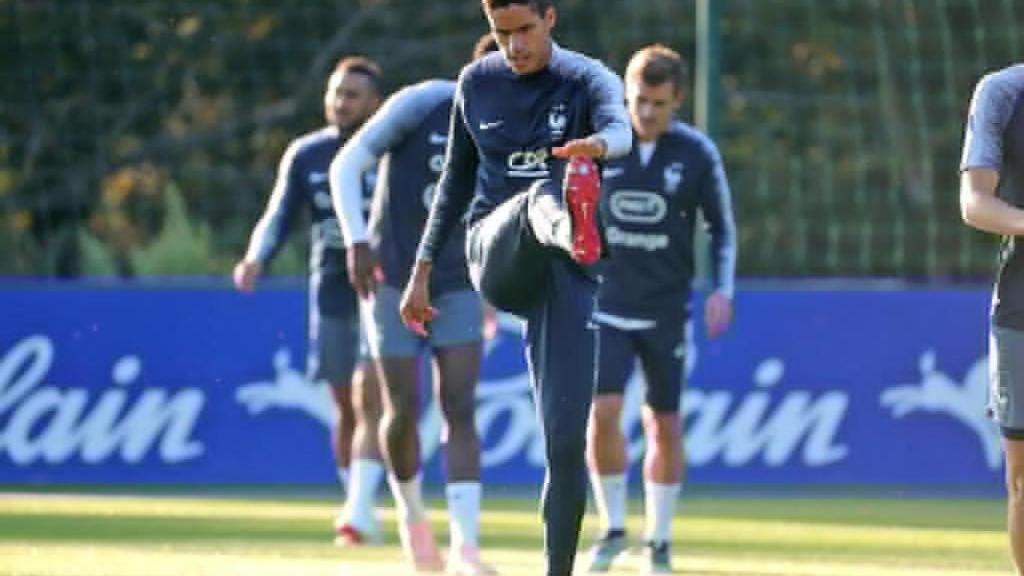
[602,167,625,178]
[308,172,328,184]
[429,132,448,145]
[479,120,504,131]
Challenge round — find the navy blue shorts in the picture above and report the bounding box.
[594,314,689,413]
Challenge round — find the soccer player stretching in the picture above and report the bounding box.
[400,2,631,575]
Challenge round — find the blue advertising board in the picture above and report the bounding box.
[0,283,1000,489]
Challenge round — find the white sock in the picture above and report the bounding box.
[338,467,349,496]
[388,473,427,523]
[345,459,384,531]
[590,472,628,533]
[644,482,680,544]
[446,482,482,550]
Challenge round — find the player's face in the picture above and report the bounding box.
[627,78,683,143]
[324,70,380,134]
[486,4,555,75]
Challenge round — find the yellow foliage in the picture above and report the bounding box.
[247,16,275,40]
[176,16,201,38]
[13,210,32,231]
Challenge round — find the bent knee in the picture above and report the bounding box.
[1009,465,1024,505]
[642,410,680,445]
[591,396,623,427]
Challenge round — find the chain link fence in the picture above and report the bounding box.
[1,0,1018,278]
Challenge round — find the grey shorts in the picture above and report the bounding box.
[364,285,482,358]
[990,325,1024,437]
[308,312,367,386]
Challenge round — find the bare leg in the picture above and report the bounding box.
[434,341,493,572]
[433,341,483,481]
[376,356,421,480]
[376,354,442,569]
[1006,438,1024,574]
[586,393,630,551]
[641,404,681,572]
[350,363,381,460]
[587,395,627,475]
[330,385,355,469]
[642,406,683,484]
[335,363,386,541]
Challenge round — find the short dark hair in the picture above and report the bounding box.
[333,56,383,96]
[625,44,688,94]
[473,33,501,60]
[481,0,552,15]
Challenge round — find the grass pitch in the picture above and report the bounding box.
[0,491,1011,575]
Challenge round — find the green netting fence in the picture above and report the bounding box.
[1,0,1019,278]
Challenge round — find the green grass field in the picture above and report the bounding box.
[0,492,1012,576]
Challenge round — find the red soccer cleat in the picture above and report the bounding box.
[563,155,602,265]
[334,519,382,547]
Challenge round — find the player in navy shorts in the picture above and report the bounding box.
[584,45,737,574]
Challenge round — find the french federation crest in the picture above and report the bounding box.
[663,162,684,194]
[548,103,567,139]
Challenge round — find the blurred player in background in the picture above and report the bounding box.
[585,44,736,574]
[233,56,386,545]
[329,36,499,575]
[399,2,631,574]
[958,63,1024,575]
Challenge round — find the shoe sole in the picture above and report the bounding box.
[565,156,601,265]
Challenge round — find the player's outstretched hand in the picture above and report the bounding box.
[233,260,262,292]
[347,242,378,300]
[705,290,733,339]
[399,261,437,337]
[553,135,607,159]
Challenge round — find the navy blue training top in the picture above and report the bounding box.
[416,43,632,262]
[245,126,373,278]
[596,121,737,320]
